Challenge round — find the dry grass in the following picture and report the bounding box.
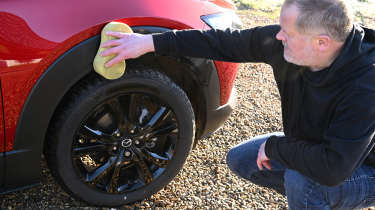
[235,0,375,29]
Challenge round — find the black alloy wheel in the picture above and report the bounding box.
[74,92,178,193]
[45,69,195,207]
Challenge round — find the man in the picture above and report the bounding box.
[100,0,375,209]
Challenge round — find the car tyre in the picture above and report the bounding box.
[45,69,195,207]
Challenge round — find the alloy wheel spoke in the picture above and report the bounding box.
[148,123,177,138]
[106,149,125,193]
[132,150,153,184]
[80,126,113,144]
[106,166,121,193]
[73,144,107,155]
[115,162,139,192]
[86,156,117,183]
[118,181,142,192]
[136,159,153,185]
[142,107,171,132]
[143,149,170,168]
[133,147,170,168]
[117,184,130,193]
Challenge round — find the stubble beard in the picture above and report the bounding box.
[282,44,311,67]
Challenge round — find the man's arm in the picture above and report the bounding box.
[101,25,282,67]
[264,84,375,186]
[152,26,281,63]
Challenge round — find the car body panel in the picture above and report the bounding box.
[3,35,101,192]
[0,17,194,153]
[1,70,35,152]
[0,83,4,188]
[0,0,234,153]
[214,61,239,105]
[0,0,239,194]
[0,82,4,151]
[0,0,205,43]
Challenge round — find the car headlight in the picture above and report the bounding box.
[201,12,243,30]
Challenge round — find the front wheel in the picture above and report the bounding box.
[45,69,195,206]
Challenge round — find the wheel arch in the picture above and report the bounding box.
[8,26,214,190]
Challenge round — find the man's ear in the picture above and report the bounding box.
[313,35,331,51]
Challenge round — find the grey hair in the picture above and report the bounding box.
[283,0,353,42]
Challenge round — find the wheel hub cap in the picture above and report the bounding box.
[121,138,132,148]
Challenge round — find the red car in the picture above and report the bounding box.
[0,0,241,206]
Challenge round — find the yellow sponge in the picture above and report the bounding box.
[93,22,133,80]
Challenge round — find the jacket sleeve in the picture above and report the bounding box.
[152,25,282,63]
[265,83,375,186]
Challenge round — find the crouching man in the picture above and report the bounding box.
[100,0,375,208]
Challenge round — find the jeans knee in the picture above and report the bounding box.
[226,146,259,179]
[284,169,328,210]
[226,148,239,174]
[226,136,273,180]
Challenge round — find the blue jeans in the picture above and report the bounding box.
[226,132,375,210]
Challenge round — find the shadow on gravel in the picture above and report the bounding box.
[0,158,160,210]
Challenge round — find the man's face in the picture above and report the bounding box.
[276,4,315,66]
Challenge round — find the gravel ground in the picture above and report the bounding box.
[1,11,375,210]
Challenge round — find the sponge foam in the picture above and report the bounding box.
[93,22,133,80]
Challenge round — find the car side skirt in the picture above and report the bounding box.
[0,150,40,194]
[0,152,4,189]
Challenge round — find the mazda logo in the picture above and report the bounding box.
[121,138,132,148]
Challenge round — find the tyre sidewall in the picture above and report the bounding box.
[53,72,194,206]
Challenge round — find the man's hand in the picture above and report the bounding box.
[100,32,155,68]
[257,141,272,170]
